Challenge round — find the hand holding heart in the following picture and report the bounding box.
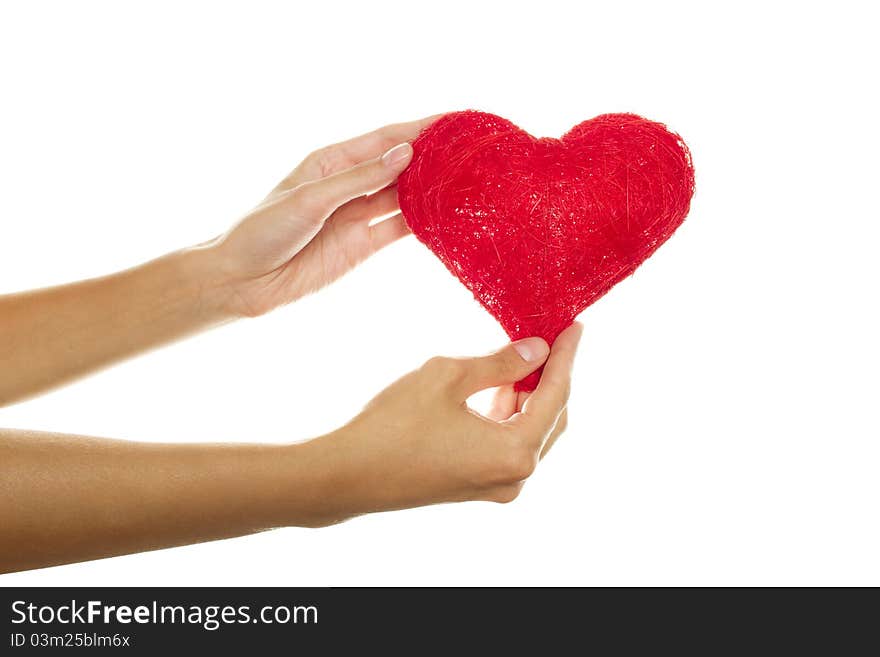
[208,116,439,318]
[0,112,692,570]
[206,110,693,368]
[312,323,582,521]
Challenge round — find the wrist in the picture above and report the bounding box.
[291,420,410,520]
[173,242,248,323]
[266,435,360,528]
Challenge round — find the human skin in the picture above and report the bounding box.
[0,117,581,573]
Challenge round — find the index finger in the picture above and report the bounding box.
[273,114,445,194]
[323,114,445,170]
[518,322,583,434]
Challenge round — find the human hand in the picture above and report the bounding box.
[205,116,440,318]
[298,323,583,524]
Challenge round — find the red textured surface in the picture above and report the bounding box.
[398,111,695,390]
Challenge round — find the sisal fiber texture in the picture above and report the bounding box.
[398,111,695,390]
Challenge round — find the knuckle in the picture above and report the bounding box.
[544,378,571,409]
[305,146,326,163]
[555,412,568,434]
[488,484,523,504]
[305,146,340,176]
[561,381,572,403]
[553,377,572,404]
[421,355,446,374]
[498,442,537,483]
[422,356,465,384]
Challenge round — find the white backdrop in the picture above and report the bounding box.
[1,1,877,586]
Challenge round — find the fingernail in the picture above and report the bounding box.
[381,142,412,166]
[513,337,550,362]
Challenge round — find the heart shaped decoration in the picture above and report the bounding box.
[398,111,695,390]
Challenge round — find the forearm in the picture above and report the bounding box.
[0,427,343,573]
[0,325,580,573]
[0,246,233,406]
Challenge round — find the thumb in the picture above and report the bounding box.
[286,142,413,218]
[456,338,550,398]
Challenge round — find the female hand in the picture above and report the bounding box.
[300,323,583,524]
[208,116,440,317]
[0,116,440,406]
[0,325,582,571]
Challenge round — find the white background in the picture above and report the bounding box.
[1,1,878,586]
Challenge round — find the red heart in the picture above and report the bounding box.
[397,111,695,390]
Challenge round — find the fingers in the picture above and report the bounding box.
[479,328,580,504]
[454,338,550,399]
[539,408,568,459]
[328,185,409,252]
[284,143,413,220]
[486,385,518,422]
[486,387,531,422]
[464,327,580,505]
[331,187,400,225]
[479,402,567,505]
[317,114,443,173]
[369,213,410,250]
[275,114,443,192]
[519,322,583,434]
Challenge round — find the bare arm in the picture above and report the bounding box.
[0,117,437,407]
[0,325,581,573]
[0,429,320,572]
[0,115,580,574]
[0,248,227,406]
